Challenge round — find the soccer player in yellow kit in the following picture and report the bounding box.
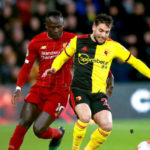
[42,14,150,150]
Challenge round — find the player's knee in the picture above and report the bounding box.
[100,122,112,132]
[33,123,44,136]
[19,118,33,129]
[79,114,91,123]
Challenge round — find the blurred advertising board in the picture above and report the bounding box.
[0,82,150,124]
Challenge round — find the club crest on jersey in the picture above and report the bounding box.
[104,50,109,56]
[40,45,47,49]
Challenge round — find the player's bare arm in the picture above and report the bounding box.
[106,73,114,98]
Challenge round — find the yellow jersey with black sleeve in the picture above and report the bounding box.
[51,34,150,94]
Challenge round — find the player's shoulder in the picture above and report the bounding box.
[106,38,120,45]
[106,38,128,51]
[106,38,114,41]
[63,31,76,38]
[31,32,47,41]
[106,38,117,43]
[28,32,47,49]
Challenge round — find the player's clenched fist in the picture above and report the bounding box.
[42,68,56,77]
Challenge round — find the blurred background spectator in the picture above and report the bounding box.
[0,0,150,84]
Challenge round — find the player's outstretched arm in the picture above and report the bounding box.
[42,36,77,77]
[42,50,72,77]
[106,71,114,98]
[127,55,150,78]
[115,42,150,79]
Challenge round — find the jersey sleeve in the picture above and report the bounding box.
[114,42,131,62]
[17,40,38,88]
[64,36,77,57]
[51,36,77,71]
[127,55,150,78]
[114,42,150,78]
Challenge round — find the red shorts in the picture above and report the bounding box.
[24,85,69,120]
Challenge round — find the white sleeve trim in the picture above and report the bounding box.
[25,59,29,63]
[16,86,21,91]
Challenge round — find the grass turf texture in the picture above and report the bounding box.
[1,119,150,150]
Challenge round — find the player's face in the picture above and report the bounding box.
[92,23,111,44]
[46,16,64,40]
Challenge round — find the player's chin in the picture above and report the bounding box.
[97,38,105,45]
[52,34,61,40]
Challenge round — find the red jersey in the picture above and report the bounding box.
[17,31,76,89]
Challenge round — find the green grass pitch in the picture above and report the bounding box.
[1,119,150,150]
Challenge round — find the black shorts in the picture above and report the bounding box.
[69,88,111,116]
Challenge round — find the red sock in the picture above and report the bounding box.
[8,125,27,150]
[38,127,61,139]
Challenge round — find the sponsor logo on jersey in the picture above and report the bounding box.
[41,51,60,59]
[78,53,108,68]
[41,51,60,55]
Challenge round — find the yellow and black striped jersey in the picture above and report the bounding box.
[51,34,150,94]
[65,34,130,93]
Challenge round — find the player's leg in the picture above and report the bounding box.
[70,89,91,150]
[19,102,40,129]
[8,102,40,150]
[84,94,112,150]
[84,110,112,150]
[33,90,68,150]
[33,111,61,138]
[72,103,90,150]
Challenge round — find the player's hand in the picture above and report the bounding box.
[106,74,114,98]
[11,89,21,106]
[42,68,56,77]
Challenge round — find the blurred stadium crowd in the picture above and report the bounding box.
[0,0,150,84]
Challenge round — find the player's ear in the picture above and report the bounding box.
[92,24,95,31]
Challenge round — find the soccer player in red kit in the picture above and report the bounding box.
[8,11,75,150]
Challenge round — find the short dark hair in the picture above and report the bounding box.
[94,14,113,27]
[46,10,63,19]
